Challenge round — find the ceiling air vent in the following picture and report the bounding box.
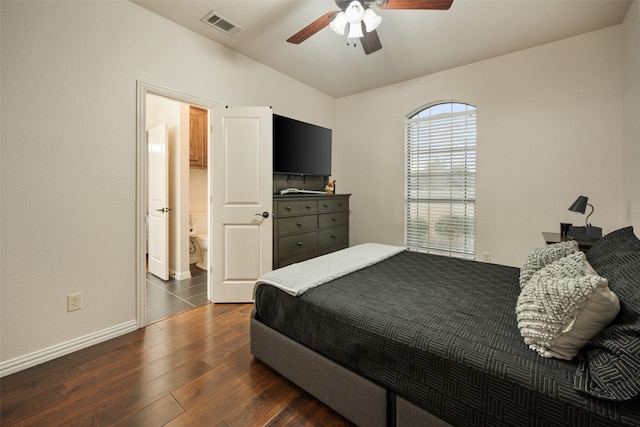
[201,11,244,37]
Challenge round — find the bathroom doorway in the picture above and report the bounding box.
[137,82,215,326]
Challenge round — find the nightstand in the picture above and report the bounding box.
[542,232,598,252]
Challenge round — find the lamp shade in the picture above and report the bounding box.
[347,21,364,38]
[329,11,348,35]
[568,196,589,214]
[345,0,365,38]
[344,0,365,23]
[362,8,382,32]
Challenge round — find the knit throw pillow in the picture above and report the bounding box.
[519,240,578,288]
[516,251,620,360]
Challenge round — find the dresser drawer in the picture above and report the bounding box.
[277,251,316,268]
[276,200,318,216]
[318,225,348,250]
[277,215,317,235]
[319,211,349,229]
[318,197,348,213]
[278,231,318,260]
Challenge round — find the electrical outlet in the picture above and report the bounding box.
[67,293,82,312]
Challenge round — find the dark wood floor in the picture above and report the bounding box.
[0,303,354,426]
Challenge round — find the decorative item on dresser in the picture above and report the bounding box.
[273,194,350,269]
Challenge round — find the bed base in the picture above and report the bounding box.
[250,310,451,427]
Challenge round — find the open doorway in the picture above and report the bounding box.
[137,83,273,323]
[136,82,216,327]
[145,95,210,323]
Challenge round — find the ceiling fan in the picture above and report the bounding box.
[287,0,454,55]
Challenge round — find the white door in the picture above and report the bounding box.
[212,106,273,302]
[147,123,169,281]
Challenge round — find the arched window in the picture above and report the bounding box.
[405,102,476,258]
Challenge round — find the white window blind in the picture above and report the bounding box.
[405,103,476,259]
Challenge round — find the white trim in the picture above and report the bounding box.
[0,321,138,378]
[170,269,192,281]
[136,81,148,328]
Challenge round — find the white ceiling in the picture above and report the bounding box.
[131,0,632,98]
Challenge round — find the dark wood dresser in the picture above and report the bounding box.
[273,194,350,268]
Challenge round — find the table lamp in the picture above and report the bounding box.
[568,195,602,239]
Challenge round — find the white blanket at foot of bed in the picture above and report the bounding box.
[254,243,406,297]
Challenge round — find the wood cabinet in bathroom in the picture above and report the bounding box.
[189,106,208,169]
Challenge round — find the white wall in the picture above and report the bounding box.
[0,1,335,370]
[335,25,633,267]
[190,170,208,214]
[621,1,640,227]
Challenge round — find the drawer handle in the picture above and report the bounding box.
[331,234,336,239]
[305,205,312,209]
[338,203,343,207]
[286,206,292,211]
[332,217,337,222]
[297,242,303,247]
[323,203,328,208]
[296,222,302,227]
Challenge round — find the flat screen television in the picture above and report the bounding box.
[273,114,332,176]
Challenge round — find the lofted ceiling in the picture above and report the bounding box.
[131,0,632,98]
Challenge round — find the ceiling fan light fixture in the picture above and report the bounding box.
[347,22,364,39]
[344,0,365,22]
[329,11,348,35]
[362,8,382,32]
[344,1,365,39]
[287,0,454,53]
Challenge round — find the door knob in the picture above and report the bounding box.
[255,211,270,218]
[156,207,171,213]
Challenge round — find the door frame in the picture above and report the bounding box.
[135,81,218,328]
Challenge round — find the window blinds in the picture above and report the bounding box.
[405,106,476,259]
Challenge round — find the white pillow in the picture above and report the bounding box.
[519,240,578,289]
[516,251,620,360]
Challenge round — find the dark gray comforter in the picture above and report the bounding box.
[254,250,640,426]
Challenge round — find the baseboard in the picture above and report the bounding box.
[0,320,138,378]
[170,269,192,281]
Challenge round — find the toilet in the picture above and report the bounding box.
[189,212,209,270]
[188,227,202,265]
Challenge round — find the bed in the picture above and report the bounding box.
[251,227,640,426]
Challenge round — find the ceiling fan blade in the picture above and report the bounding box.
[361,27,382,55]
[287,11,338,44]
[378,0,453,10]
